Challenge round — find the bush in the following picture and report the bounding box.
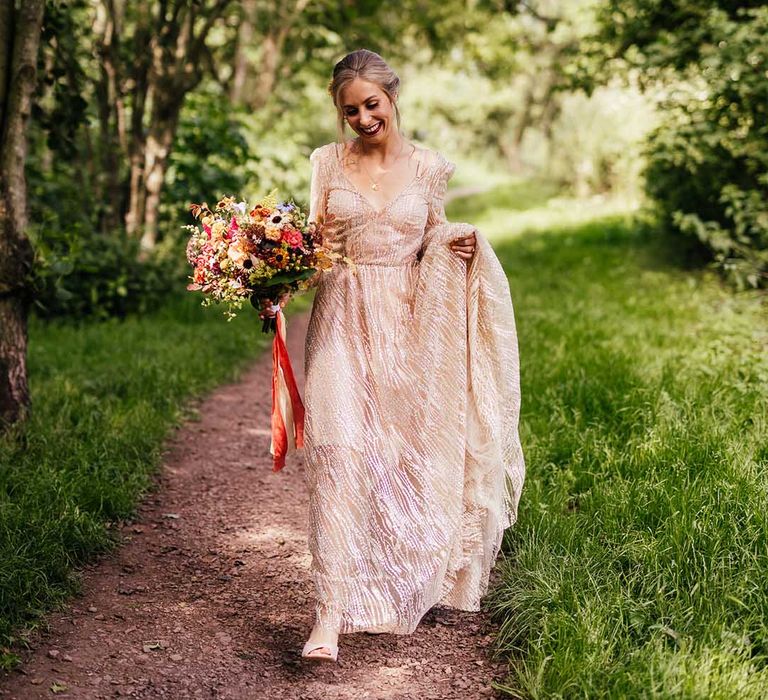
[29,226,185,321]
[642,7,768,290]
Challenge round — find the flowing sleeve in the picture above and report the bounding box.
[309,146,328,224]
[305,146,330,289]
[426,153,456,231]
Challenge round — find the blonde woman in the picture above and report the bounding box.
[262,49,525,663]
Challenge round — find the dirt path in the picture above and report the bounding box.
[1,312,509,700]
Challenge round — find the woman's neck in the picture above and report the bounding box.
[356,132,406,163]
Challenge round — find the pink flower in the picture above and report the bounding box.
[281,227,303,247]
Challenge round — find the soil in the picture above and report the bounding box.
[0,311,510,700]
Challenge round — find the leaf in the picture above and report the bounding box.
[261,269,315,286]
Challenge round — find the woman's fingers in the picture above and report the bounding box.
[450,231,477,260]
[258,297,280,318]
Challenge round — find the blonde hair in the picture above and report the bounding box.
[328,49,401,143]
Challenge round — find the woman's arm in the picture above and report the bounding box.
[424,152,476,262]
[261,147,327,320]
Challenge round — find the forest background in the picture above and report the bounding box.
[9,0,765,331]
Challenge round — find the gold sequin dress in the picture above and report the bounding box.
[303,141,525,634]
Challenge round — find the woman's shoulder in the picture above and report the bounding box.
[411,143,456,185]
[309,141,340,164]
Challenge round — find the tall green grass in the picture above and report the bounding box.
[0,294,306,668]
[470,198,768,697]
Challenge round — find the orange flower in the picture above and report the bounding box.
[250,206,271,221]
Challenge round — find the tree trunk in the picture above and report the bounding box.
[139,107,180,251]
[0,0,45,429]
[124,0,233,247]
[94,0,127,233]
[230,0,255,105]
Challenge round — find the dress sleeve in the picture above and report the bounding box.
[426,153,456,230]
[304,146,330,290]
[309,146,328,224]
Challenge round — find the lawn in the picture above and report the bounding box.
[456,189,768,698]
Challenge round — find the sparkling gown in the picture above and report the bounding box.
[302,141,525,635]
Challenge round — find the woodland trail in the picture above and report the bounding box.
[1,311,508,700]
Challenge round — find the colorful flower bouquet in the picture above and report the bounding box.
[184,191,350,328]
[184,191,353,472]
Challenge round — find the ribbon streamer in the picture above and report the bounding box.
[270,310,305,471]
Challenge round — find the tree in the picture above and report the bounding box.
[91,1,235,251]
[0,0,45,429]
[592,1,768,287]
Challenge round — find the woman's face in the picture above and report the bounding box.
[338,78,396,144]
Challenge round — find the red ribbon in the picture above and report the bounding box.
[270,311,305,471]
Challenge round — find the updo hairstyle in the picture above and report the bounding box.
[328,49,401,142]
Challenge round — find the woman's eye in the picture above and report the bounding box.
[367,103,378,109]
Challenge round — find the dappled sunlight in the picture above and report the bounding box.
[449,184,642,243]
[237,524,306,549]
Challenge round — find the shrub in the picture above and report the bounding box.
[641,7,768,289]
[29,226,184,321]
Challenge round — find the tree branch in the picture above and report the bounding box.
[190,0,233,61]
[518,0,560,31]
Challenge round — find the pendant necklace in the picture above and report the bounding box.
[358,138,405,191]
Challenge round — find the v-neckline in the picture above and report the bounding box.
[335,141,422,215]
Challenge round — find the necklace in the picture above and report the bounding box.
[356,138,405,191]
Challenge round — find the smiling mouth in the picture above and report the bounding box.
[360,121,383,136]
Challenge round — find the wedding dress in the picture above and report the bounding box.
[302,141,525,634]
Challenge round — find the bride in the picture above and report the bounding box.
[261,49,525,663]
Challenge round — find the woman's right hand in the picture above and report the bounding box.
[258,292,290,320]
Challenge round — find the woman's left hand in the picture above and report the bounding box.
[450,230,477,261]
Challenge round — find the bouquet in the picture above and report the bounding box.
[184,191,353,472]
[184,191,351,326]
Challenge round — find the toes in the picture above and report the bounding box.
[308,647,332,657]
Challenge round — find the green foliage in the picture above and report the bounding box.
[475,192,768,697]
[595,0,765,75]
[28,226,183,321]
[593,3,768,288]
[35,0,91,158]
[162,92,258,224]
[642,8,768,289]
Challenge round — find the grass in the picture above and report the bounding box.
[450,188,768,698]
[2,181,766,694]
[0,292,309,669]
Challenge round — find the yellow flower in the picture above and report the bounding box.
[260,189,279,209]
[264,226,282,241]
[315,250,334,270]
[211,221,226,240]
